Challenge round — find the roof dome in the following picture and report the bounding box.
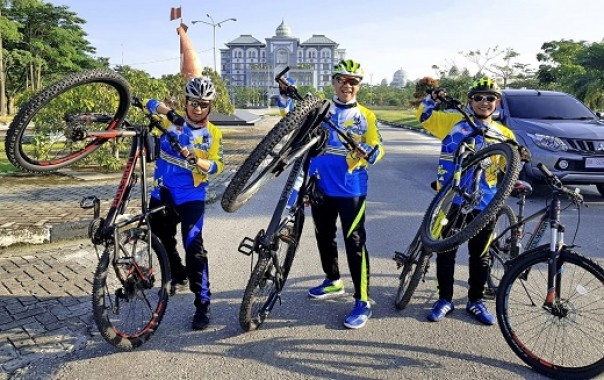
[276,20,292,37]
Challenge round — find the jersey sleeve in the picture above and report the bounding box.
[416,95,464,140]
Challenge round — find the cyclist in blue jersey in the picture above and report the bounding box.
[145,77,224,330]
[416,78,520,325]
[307,59,384,329]
[277,76,296,117]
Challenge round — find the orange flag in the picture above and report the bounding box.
[177,23,202,80]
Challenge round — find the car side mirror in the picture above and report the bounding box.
[596,111,603,119]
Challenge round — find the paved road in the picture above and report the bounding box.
[1,123,603,379]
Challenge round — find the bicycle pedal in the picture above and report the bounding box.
[238,236,256,256]
[392,251,409,267]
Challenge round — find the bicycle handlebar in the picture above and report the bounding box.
[130,97,198,166]
[537,162,584,204]
[276,66,379,160]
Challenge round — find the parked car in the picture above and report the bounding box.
[497,89,604,197]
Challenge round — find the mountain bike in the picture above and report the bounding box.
[394,94,523,309]
[24,69,198,350]
[231,67,377,331]
[79,94,199,350]
[496,163,604,379]
[5,69,131,173]
[418,94,522,253]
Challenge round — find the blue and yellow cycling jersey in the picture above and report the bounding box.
[309,100,384,197]
[417,95,516,209]
[277,95,294,117]
[151,120,224,205]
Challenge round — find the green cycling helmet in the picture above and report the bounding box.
[332,59,364,80]
[467,77,501,97]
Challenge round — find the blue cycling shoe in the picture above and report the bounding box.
[343,299,372,329]
[427,299,455,322]
[466,300,495,325]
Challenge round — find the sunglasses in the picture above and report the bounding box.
[187,100,211,109]
[335,76,361,86]
[472,95,498,103]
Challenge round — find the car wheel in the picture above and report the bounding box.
[596,184,604,197]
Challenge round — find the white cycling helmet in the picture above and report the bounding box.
[185,77,216,101]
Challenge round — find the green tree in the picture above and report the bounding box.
[2,0,103,113]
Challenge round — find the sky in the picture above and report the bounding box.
[47,0,604,85]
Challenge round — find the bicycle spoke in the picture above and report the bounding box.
[497,250,604,375]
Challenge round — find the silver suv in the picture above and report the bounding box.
[497,89,604,196]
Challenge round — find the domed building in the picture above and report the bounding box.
[390,68,408,88]
[220,20,347,96]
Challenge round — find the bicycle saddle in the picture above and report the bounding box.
[510,180,533,197]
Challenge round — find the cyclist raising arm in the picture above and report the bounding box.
[417,78,517,325]
[145,77,224,331]
[307,59,384,329]
[277,76,296,117]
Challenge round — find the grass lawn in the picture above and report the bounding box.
[0,142,18,173]
[372,107,421,128]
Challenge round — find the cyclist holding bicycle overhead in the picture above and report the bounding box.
[307,59,384,329]
[416,78,519,325]
[277,76,296,117]
[145,77,224,331]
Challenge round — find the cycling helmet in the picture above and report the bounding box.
[184,77,216,101]
[467,77,501,97]
[284,77,296,86]
[332,59,364,80]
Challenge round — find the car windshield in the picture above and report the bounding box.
[506,94,596,120]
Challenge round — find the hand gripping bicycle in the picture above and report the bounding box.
[418,94,522,253]
[495,163,604,379]
[231,68,378,330]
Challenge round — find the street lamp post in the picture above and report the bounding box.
[192,14,236,73]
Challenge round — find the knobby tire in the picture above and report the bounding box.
[496,247,604,379]
[221,95,325,212]
[92,229,170,351]
[6,69,131,173]
[394,245,431,310]
[486,204,517,294]
[239,159,306,331]
[420,142,521,253]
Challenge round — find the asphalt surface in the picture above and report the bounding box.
[0,115,279,376]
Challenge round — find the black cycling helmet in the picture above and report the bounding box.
[467,77,501,98]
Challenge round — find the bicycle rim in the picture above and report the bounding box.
[5,70,131,173]
[92,228,170,351]
[496,249,604,379]
[394,246,431,310]
[239,192,305,331]
[221,95,325,212]
[487,205,517,294]
[420,142,520,253]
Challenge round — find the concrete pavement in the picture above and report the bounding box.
[0,115,279,376]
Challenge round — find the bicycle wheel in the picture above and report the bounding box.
[239,161,306,331]
[486,204,517,296]
[221,95,326,212]
[394,235,431,310]
[6,69,131,173]
[420,142,521,253]
[496,247,604,379]
[92,228,170,351]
